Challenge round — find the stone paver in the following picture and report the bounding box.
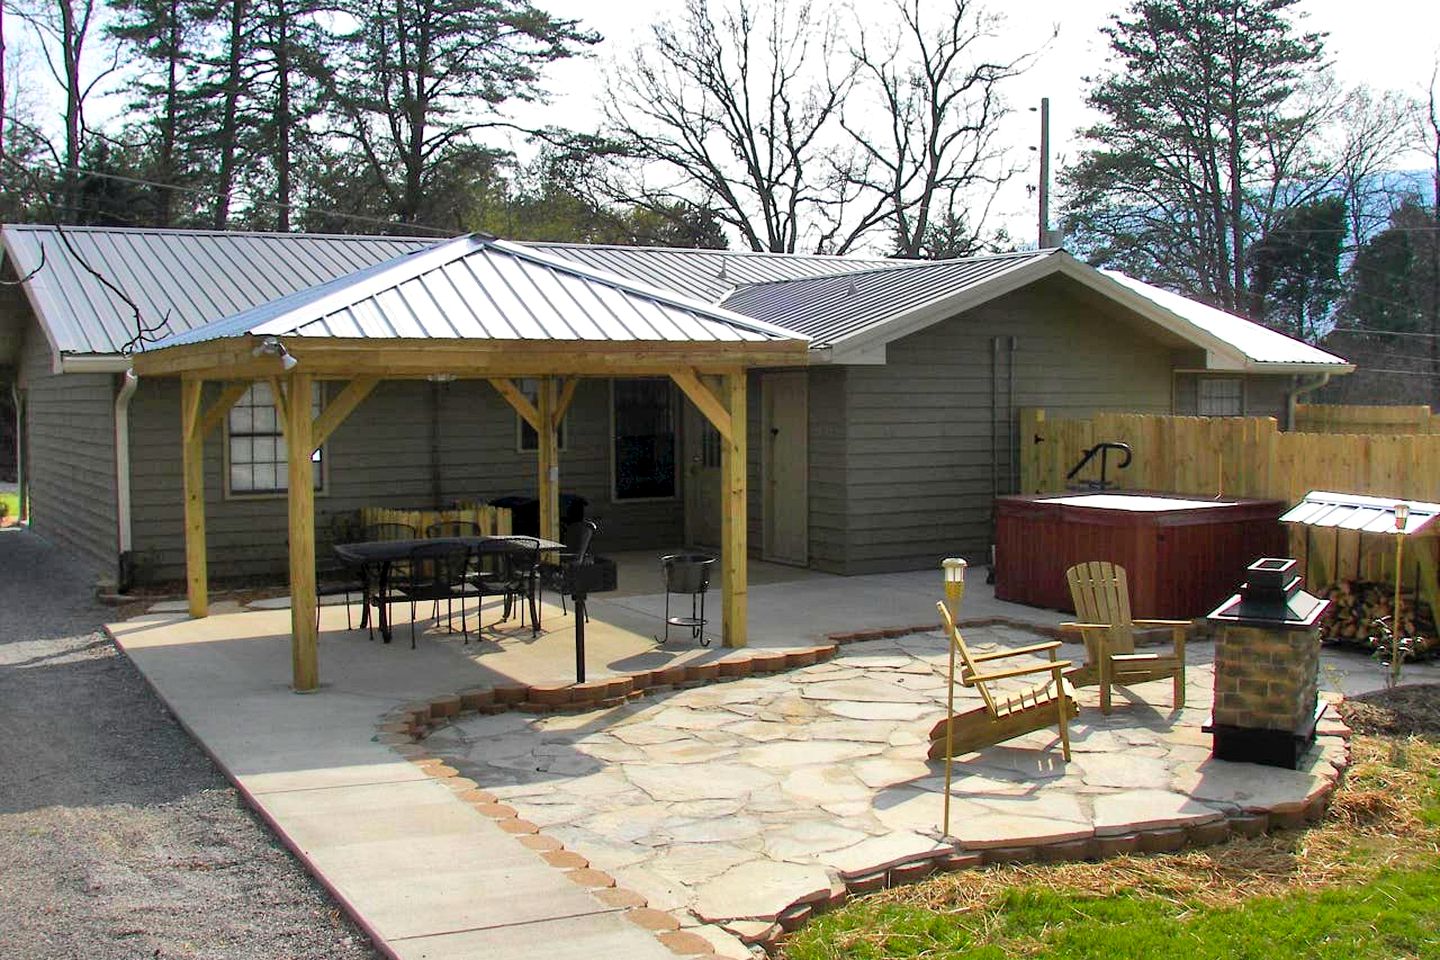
[433,628,1349,925]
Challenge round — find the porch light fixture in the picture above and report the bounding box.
[940,556,967,839]
[253,336,297,372]
[426,373,457,383]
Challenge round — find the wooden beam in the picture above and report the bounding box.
[198,381,252,439]
[537,377,559,542]
[489,378,541,431]
[269,377,290,440]
[554,377,579,424]
[311,377,377,451]
[284,372,319,692]
[721,370,748,648]
[671,368,733,445]
[181,379,208,618]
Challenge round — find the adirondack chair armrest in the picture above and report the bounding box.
[1134,619,1187,654]
[1059,621,1114,632]
[1133,619,1191,627]
[971,640,1063,662]
[967,660,1073,684]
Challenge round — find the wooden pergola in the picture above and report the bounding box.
[130,237,808,692]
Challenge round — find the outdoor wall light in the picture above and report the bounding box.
[253,336,298,371]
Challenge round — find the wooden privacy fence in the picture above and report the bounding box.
[1017,408,1440,593]
[358,503,513,537]
[1294,403,1440,435]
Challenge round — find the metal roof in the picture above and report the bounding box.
[525,242,907,303]
[719,250,1054,346]
[1,224,432,357]
[1100,271,1350,369]
[149,234,805,349]
[1280,490,1440,535]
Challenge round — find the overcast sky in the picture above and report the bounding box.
[537,0,1440,245]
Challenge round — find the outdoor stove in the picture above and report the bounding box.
[1203,558,1330,769]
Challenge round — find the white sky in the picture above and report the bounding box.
[537,0,1440,245]
[7,0,1439,243]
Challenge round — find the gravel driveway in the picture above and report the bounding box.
[0,528,379,959]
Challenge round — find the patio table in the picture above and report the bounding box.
[335,535,564,643]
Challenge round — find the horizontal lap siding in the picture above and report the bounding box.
[840,279,1177,574]
[807,367,848,572]
[18,327,117,576]
[128,378,681,583]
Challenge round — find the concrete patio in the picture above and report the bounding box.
[107,563,1435,960]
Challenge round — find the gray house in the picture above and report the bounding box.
[0,224,1351,587]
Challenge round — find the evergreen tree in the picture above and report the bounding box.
[1249,195,1346,341]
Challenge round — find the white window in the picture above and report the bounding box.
[226,381,324,495]
[516,378,569,452]
[612,379,677,500]
[1197,377,1243,416]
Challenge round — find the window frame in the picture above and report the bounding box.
[609,378,680,503]
[1196,376,1245,417]
[222,381,329,500]
[514,377,570,453]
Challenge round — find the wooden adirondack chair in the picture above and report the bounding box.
[1061,561,1187,715]
[928,600,1076,761]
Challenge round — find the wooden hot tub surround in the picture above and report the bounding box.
[994,492,1287,620]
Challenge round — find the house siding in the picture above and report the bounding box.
[16,326,117,577]
[831,278,1181,575]
[1174,372,1292,421]
[127,377,684,584]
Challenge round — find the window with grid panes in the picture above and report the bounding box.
[612,379,677,499]
[227,381,324,494]
[1197,377,1243,416]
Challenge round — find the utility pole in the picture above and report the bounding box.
[1038,97,1051,249]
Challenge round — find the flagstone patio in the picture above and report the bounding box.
[422,624,1350,947]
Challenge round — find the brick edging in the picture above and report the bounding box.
[376,626,1353,957]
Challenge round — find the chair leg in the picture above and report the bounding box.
[1099,647,1113,716]
[1057,701,1072,761]
[1174,670,1185,710]
[410,600,417,650]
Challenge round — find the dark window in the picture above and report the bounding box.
[1197,377,1243,416]
[612,379,676,500]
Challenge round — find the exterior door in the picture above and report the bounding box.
[762,372,808,565]
[683,400,722,547]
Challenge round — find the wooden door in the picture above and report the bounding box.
[683,401,722,547]
[762,372,808,565]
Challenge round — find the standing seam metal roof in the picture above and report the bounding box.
[149,235,806,349]
[1,224,433,356]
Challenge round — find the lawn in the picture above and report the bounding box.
[0,491,19,522]
[782,691,1440,960]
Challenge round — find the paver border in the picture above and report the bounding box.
[385,623,1353,956]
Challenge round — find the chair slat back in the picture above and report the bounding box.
[426,520,482,538]
[364,521,417,542]
[1066,561,1136,654]
[936,600,998,716]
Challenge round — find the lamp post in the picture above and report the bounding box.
[1392,502,1409,686]
[941,557,966,838]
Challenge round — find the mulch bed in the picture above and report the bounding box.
[1336,683,1440,737]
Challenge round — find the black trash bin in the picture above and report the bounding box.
[659,553,717,646]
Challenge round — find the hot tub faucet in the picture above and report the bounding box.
[1065,441,1133,491]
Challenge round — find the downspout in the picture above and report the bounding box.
[11,381,24,522]
[1285,372,1331,431]
[114,368,139,591]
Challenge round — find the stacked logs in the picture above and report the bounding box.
[1320,579,1438,659]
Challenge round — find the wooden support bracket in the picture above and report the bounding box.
[671,368,733,445]
[489,378,541,432]
[312,377,377,451]
[198,381,252,439]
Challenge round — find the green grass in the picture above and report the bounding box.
[0,491,18,520]
[786,869,1440,959]
[783,735,1440,960]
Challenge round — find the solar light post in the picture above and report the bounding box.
[941,557,967,838]
[1392,503,1409,686]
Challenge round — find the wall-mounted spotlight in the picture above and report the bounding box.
[253,336,298,372]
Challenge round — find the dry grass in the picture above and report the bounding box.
[783,732,1439,956]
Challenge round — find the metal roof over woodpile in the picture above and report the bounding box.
[150,234,802,349]
[0,224,432,357]
[1280,490,1440,535]
[525,242,906,302]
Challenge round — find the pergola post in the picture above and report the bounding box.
[181,378,208,618]
[537,377,559,542]
[721,370,748,648]
[282,372,318,692]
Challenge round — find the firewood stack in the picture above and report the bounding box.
[1319,579,1435,653]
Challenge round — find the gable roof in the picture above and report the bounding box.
[524,242,906,302]
[721,249,1351,373]
[1,224,432,363]
[150,234,804,350]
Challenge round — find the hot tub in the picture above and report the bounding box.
[994,492,1286,619]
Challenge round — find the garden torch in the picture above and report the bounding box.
[941,557,966,837]
[1392,502,1409,686]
